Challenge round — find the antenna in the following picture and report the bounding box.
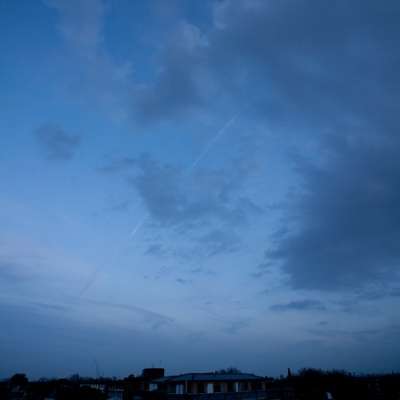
[94,358,99,379]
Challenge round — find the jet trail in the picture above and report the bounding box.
[67,117,236,309]
[128,214,148,238]
[188,116,236,172]
[75,214,148,300]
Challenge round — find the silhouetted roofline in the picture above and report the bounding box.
[151,372,264,383]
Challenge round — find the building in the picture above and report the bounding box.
[150,372,275,400]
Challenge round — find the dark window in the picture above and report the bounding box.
[227,382,234,392]
[251,382,261,390]
[213,384,221,392]
[168,385,175,394]
[197,383,205,393]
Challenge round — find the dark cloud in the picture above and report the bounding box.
[108,153,259,229]
[214,1,400,132]
[250,262,275,279]
[359,287,400,301]
[123,153,263,260]
[222,318,252,334]
[210,1,400,293]
[270,299,325,312]
[132,1,400,131]
[34,122,82,160]
[145,244,166,257]
[196,229,240,256]
[132,22,208,125]
[111,1,400,292]
[176,278,191,284]
[268,132,400,291]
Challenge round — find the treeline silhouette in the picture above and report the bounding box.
[284,367,400,400]
[1,368,399,400]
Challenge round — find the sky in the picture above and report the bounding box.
[1,0,400,381]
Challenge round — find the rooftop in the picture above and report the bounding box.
[152,373,264,383]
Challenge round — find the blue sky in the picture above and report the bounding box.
[1,0,400,380]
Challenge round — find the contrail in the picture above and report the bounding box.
[57,215,147,321]
[128,213,148,238]
[75,214,148,300]
[188,116,236,172]
[69,117,236,305]
[76,252,117,298]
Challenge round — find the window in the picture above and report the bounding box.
[168,385,175,394]
[227,382,234,392]
[197,383,205,393]
[213,383,221,392]
[176,384,184,394]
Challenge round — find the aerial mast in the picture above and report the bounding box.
[94,358,99,379]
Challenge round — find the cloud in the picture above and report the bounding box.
[43,0,106,58]
[130,1,400,132]
[267,132,400,292]
[132,21,209,125]
[34,122,82,160]
[63,0,400,293]
[44,0,400,130]
[100,152,259,230]
[202,1,400,294]
[176,278,191,285]
[270,299,325,312]
[145,244,166,257]
[359,287,400,301]
[81,298,175,331]
[195,229,240,256]
[43,0,132,122]
[96,125,263,258]
[250,262,275,279]
[222,318,252,334]
[209,1,400,130]
[91,1,400,295]
[306,324,400,349]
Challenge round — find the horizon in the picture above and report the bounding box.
[1,0,400,381]
[3,366,398,383]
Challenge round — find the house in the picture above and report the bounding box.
[150,372,273,400]
[80,382,107,394]
[107,386,124,398]
[8,385,27,400]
